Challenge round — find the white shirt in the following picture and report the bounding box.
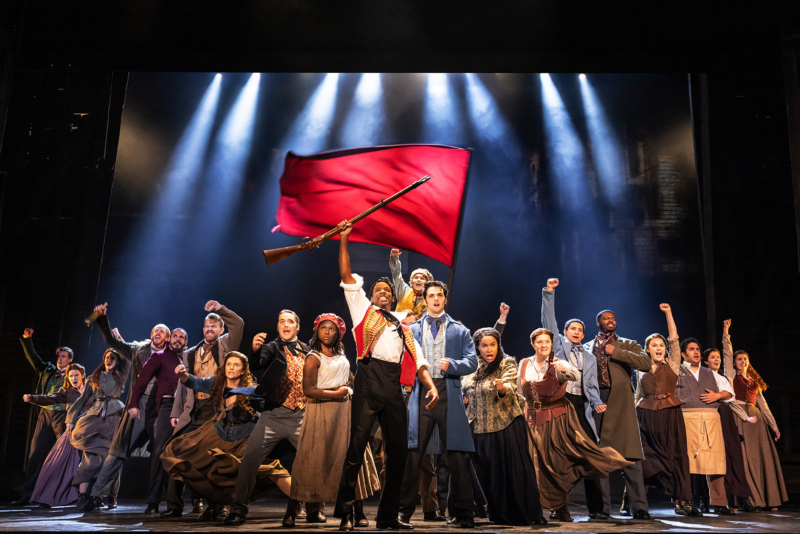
[342,274,428,371]
[523,357,579,383]
[682,362,735,403]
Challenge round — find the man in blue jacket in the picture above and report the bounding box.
[399,281,479,528]
[541,278,609,519]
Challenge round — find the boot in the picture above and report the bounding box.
[683,502,703,517]
[283,498,300,527]
[296,501,307,519]
[619,487,631,516]
[76,493,88,510]
[106,496,117,509]
[354,500,369,527]
[699,496,710,514]
[556,505,573,522]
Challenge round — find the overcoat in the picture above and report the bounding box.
[96,314,152,458]
[583,335,651,460]
[407,313,478,452]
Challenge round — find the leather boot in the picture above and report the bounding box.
[283,498,300,527]
[354,500,369,527]
[557,505,573,522]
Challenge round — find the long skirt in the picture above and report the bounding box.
[636,405,692,501]
[31,431,80,506]
[473,416,543,525]
[528,401,632,509]
[718,404,751,500]
[161,420,289,504]
[290,397,380,503]
[735,404,788,508]
[71,412,121,485]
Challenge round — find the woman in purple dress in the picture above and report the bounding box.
[24,363,88,507]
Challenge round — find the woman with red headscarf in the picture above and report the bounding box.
[288,313,380,529]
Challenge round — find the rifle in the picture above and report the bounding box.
[263,175,431,266]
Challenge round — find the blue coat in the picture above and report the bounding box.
[541,289,602,442]
[407,313,478,452]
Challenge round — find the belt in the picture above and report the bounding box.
[161,395,175,399]
[526,399,566,427]
[96,396,121,420]
[650,392,673,400]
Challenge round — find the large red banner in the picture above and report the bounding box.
[274,144,471,266]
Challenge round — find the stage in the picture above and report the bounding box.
[1,496,798,533]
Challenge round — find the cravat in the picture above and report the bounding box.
[571,345,583,368]
[426,315,446,339]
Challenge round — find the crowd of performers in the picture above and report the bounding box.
[13,220,787,530]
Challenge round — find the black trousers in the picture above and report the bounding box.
[566,391,603,513]
[334,358,408,521]
[21,409,66,498]
[146,398,174,505]
[166,398,215,511]
[399,378,474,521]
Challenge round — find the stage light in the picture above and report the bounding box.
[580,75,625,203]
[282,73,340,154]
[540,73,589,207]
[579,73,586,80]
[341,73,384,147]
[424,73,463,144]
[192,72,261,249]
[464,73,522,166]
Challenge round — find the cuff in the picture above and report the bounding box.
[340,273,364,290]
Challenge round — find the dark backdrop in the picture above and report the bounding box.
[98,72,702,368]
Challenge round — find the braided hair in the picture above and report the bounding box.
[529,327,556,364]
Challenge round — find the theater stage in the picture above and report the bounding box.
[1,495,798,533]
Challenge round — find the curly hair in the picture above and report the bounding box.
[89,349,127,390]
[309,323,344,355]
[473,328,507,380]
[733,350,769,392]
[368,277,396,302]
[210,352,258,417]
[529,328,555,364]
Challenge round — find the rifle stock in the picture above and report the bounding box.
[263,174,431,266]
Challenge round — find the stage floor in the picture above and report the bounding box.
[1,496,799,533]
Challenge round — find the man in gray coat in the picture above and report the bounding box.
[541,278,608,519]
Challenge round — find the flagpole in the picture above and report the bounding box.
[445,149,473,312]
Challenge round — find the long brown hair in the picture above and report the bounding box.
[734,350,769,392]
[63,363,86,390]
[530,328,555,364]
[89,349,127,389]
[210,352,258,417]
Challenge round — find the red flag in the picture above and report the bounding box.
[275,144,471,266]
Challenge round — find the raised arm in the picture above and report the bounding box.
[25,388,71,406]
[722,319,734,380]
[542,279,566,357]
[389,249,411,302]
[337,221,356,285]
[20,329,48,373]
[494,302,509,337]
[209,301,244,353]
[660,303,682,376]
[94,305,135,360]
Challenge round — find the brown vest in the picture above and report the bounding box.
[637,364,681,411]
